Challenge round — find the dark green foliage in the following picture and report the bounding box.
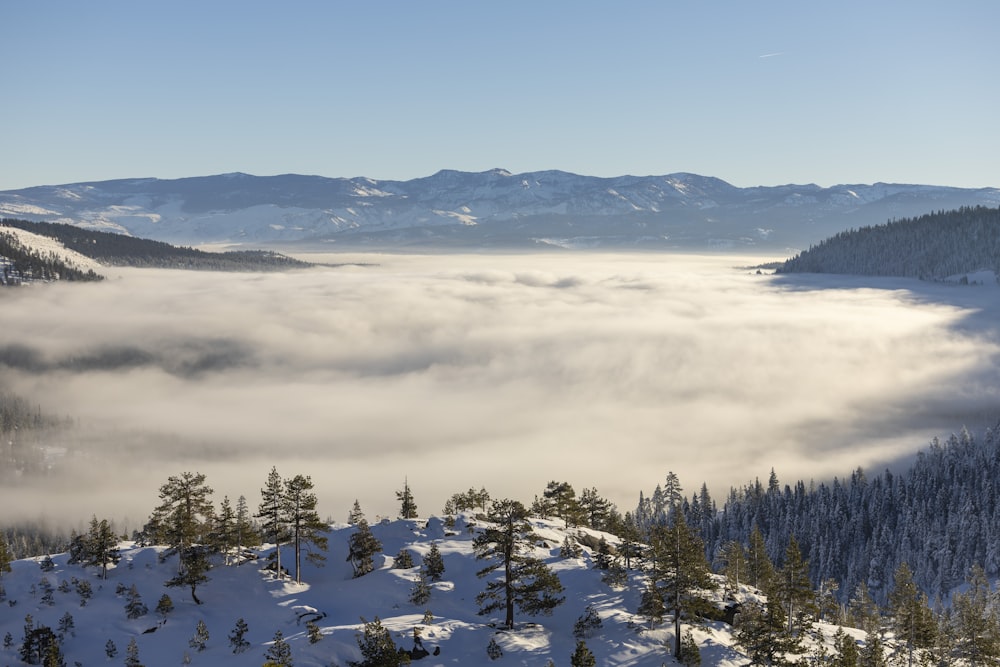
[124,637,142,667]
[409,572,431,606]
[263,629,293,666]
[3,631,12,648]
[352,616,409,667]
[396,479,418,519]
[559,535,582,559]
[486,637,502,661]
[570,640,596,667]
[73,578,92,606]
[474,498,565,629]
[888,562,936,658]
[347,519,382,578]
[679,629,701,666]
[0,534,12,577]
[105,639,117,658]
[124,585,148,619]
[735,599,799,665]
[777,205,1000,280]
[150,471,215,603]
[348,499,366,525]
[85,516,120,579]
[393,549,414,569]
[257,467,288,579]
[189,619,209,652]
[775,535,816,634]
[540,480,584,528]
[228,618,250,654]
[284,474,328,583]
[951,564,1000,665]
[442,487,490,515]
[423,542,445,581]
[56,612,74,640]
[155,594,173,617]
[306,620,323,644]
[573,604,602,639]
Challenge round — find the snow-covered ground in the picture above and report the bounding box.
[0,515,864,666]
[0,224,103,272]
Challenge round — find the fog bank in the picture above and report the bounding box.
[3,253,999,527]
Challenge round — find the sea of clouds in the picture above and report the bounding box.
[2,252,999,529]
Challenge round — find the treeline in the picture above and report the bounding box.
[0,218,313,272]
[777,205,1000,280]
[0,228,103,284]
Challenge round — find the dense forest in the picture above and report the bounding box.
[0,218,313,279]
[777,205,1000,280]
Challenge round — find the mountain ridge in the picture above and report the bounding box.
[2,169,998,250]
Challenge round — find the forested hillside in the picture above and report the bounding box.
[0,218,312,278]
[0,227,102,283]
[777,205,1000,280]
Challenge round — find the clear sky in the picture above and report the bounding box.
[2,1,997,190]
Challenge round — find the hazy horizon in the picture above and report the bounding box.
[3,252,999,532]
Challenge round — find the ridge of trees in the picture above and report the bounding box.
[0,226,102,284]
[777,205,1000,280]
[0,217,313,276]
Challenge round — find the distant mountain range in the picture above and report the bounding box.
[2,170,998,250]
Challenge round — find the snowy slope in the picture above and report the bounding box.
[0,514,873,666]
[0,225,103,272]
[2,170,997,249]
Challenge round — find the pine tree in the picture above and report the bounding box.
[213,496,237,564]
[353,616,408,666]
[645,513,716,661]
[486,637,503,660]
[637,579,667,628]
[348,499,366,525]
[719,540,747,599]
[189,619,209,652]
[397,479,418,519]
[474,498,565,629]
[86,516,120,580]
[155,593,173,617]
[570,639,596,667]
[74,578,92,606]
[423,541,445,581]
[284,474,328,583]
[124,585,148,619]
[776,535,815,634]
[573,604,602,639]
[746,525,774,591]
[952,564,1000,666]
[257,467,288,580]
[307,620,323,644]
[735,599,798,665]
[578,487,616,531]
[151,471,215,604]
[263,629,293,666]
[541,480,584,528]
[889,562,936,665]
[235,494,257,556]
[56,612,74,639]
[124,637,142,667]
[409,571,431,606]
[105,639,117,659]
[228,617,250,654]
[393,549,414,569]
[347,518,382,578]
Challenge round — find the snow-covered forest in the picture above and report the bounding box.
[777,205,1000,281]
[5,417,1000,664]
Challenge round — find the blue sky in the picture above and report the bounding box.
[2,1,997,190]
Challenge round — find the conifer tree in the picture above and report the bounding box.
[228,618,250,654]
[735,599,798,665]
[952,564,1000,666]
[155,593,173,617]
[284,474,328,583]
[570,639,596,667]
[124,585,148,619]
[257,467,288,580]
[234,494,257,556]
[263,629,292,667]
[213,496,237,564]
[578,487,616,531]
[776,535,815,634]
[889,562,936,665]
[474,498,565,629]
[397,479,418,519]
[189,620,209,652]
[541,480,584,528]
[423,541,445,582]
[719,540,747,599]
[105,639,117,659]
[86,516,120,580]
[393,549,414,569]
[307,620,323,644]
[348,499,365,525]
[347,518,382,578]
[124,637,142,667]
[409,571,431,606]
[353,616,407,666]
[645,511,715,661]
[151,471,214,603]
[746,525,774,591]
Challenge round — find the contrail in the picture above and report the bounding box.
[759,52,784,59]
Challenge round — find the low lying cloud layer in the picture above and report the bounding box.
[3,253,999,529]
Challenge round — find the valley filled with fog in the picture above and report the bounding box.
[3,252,999,529]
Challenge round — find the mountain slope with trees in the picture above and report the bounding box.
[0,218,312,283]
[777,205,1000,280]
